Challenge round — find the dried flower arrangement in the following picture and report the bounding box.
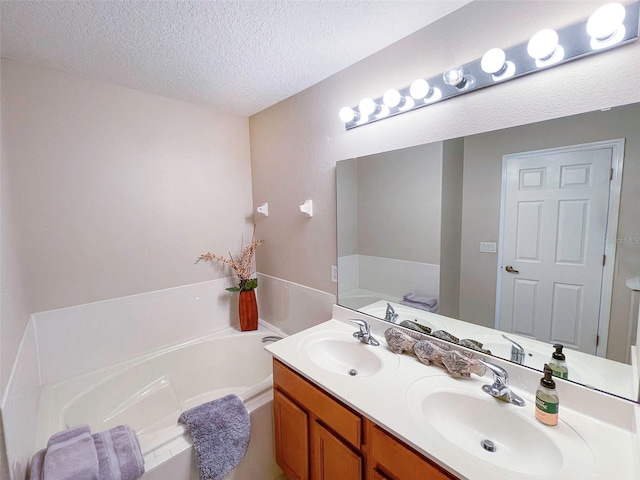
[196,226,263,292]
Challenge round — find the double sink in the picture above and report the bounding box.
[282,320,603,479]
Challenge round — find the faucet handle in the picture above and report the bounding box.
[478,359,509,387]
[501,334,525,364]
[349,318,369,333]
[478,359,526,407]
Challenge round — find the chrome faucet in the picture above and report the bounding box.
[384,303,399,323]
[261,335,283,344]
[350,319,380,346]
[479,359,525,407]
[501,334,525,365]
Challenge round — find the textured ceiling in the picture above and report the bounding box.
[0,0,471,116]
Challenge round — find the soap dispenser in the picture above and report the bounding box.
[535,364,559,426]
[549,344,568,379]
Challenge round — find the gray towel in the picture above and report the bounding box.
[178,394,250,480]
[93,425,145,480]
[42,428,99,480]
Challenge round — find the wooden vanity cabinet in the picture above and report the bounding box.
[273,359,363,480]
[272,359,458,480]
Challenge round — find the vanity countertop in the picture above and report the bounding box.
[265,312,640,480]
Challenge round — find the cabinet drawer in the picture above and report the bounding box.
[369,423,457,480]
[273,359,362,449]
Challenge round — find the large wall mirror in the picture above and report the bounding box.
[337,103,640,402]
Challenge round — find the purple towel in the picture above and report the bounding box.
[93,425,145,480]
[402,293,438,308]
[28,449,45,480]
[178,394,250,480]
[42,429,98,480]
[47,425,91,448]
[29,425,144,480]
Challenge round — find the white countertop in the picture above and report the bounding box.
[265,312,640,480]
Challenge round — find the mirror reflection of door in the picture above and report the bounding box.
[497,140,624,356]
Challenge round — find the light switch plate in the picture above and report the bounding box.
[480,242,497,253]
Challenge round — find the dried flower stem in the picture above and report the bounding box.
[196,226,262,288]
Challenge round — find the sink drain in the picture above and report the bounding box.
[348,369,358,376]
[481,439,496,452]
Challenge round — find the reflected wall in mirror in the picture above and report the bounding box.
[337,103,640,402]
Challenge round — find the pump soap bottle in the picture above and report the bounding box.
[549,343,568,379]
[535,364,559,426]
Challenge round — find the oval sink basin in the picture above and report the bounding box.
[406,376,595,478]
[297,330,399,377]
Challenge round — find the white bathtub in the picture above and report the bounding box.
[35,325,284,479]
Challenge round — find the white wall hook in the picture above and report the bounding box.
[256,203,269,217]
[300,199,313,217]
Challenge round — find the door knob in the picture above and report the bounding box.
[505,265,520,274]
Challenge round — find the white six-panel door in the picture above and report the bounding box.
[498,145,614,354]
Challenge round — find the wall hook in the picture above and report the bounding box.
[300,199,313,217]
[256,203,269,217]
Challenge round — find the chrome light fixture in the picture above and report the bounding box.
[339,1,639,130]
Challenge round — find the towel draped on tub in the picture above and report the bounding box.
[29,424,144,480]
[178,393,251,480]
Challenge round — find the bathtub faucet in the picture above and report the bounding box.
[350,319,380,346]
[261,336,284,344]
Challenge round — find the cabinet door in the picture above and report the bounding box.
[311,421,362,480]
[274,389,309,480]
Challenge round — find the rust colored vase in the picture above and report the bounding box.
[238,289,258,331]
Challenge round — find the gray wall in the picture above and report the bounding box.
[439,138,464,318]
[356,142,442,264]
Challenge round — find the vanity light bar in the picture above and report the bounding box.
[340,2,640,130]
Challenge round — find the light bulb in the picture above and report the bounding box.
[409,79,431,99]
[358,97,379,116]
[443,65,466,88]
[527,29,559,60]
[481,47,516,81]
[339,106,358,123]
[481,48,506,74]
[383,89,403,108]
[587,3,625,40]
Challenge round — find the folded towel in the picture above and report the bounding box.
[42,428,99,480]
[28,449,45,480]
[400,299,439,313]
[178,394,250,480]
[47,425,91,448]
[93,425,145,480]
[29,425,144,480]
[402,293,438,308]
